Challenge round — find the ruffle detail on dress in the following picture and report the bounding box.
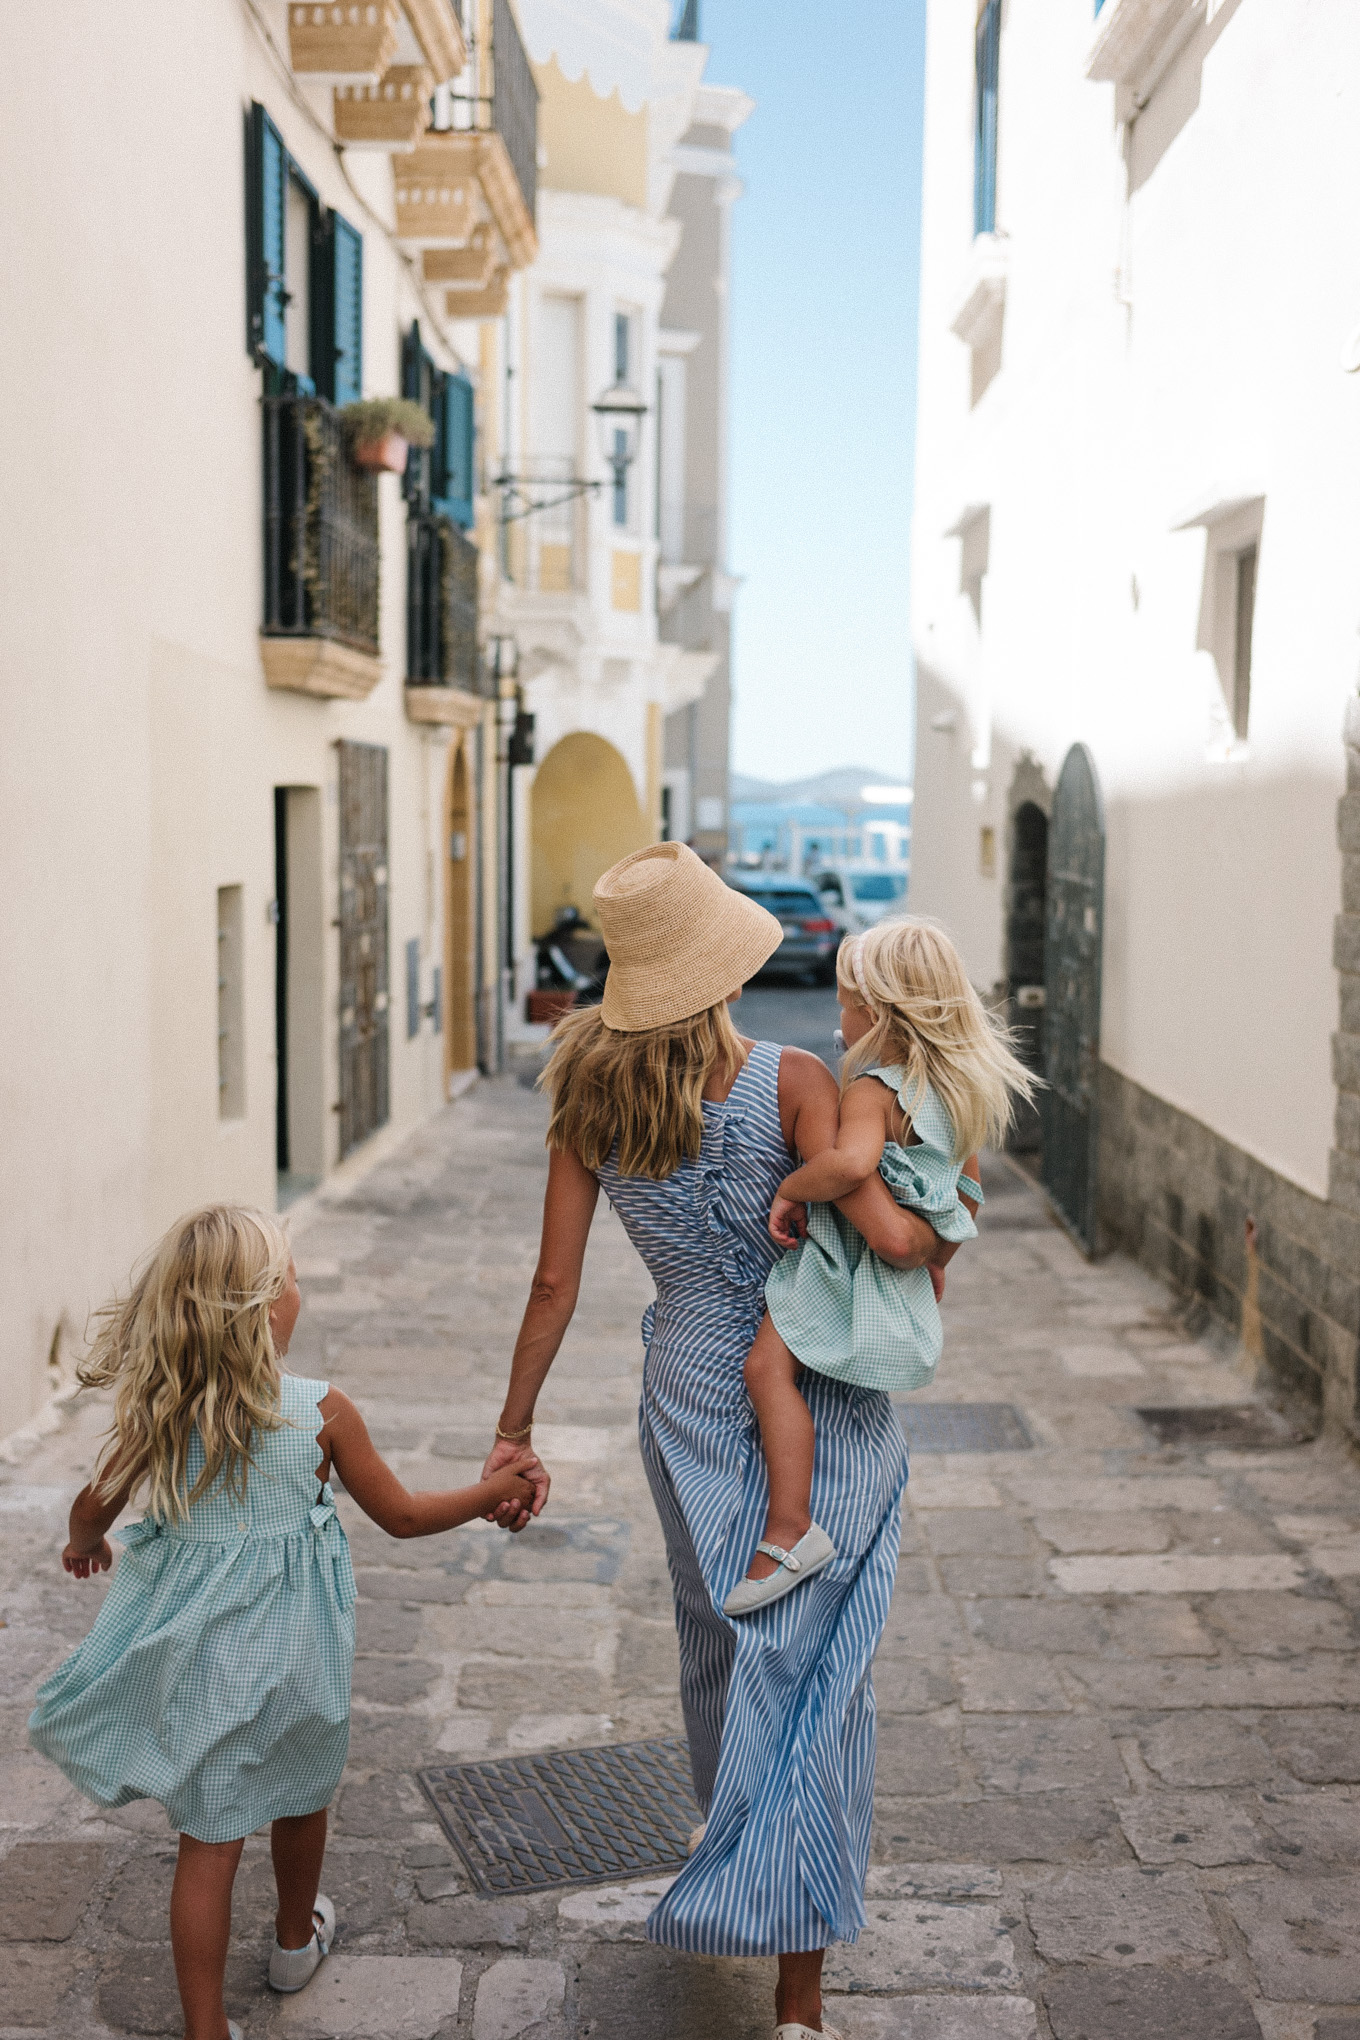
[693,1107,770,1294]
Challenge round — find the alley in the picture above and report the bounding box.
[2,1071,1360,2040]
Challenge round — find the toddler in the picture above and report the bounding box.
[723,919,1037,1615]
[29,1205,535,2040]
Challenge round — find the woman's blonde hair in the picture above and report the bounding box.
[837,917,1038,1158]
[542,1000,747,1180]
[81,1205,293,1524]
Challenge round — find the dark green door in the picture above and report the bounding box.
[1041,745,1104,1252]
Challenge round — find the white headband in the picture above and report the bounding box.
[847,933,873,1008]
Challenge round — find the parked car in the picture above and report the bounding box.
[812,863,908,934]
[727,872,843,983]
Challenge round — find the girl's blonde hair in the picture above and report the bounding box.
[542,1000,746,1180]
[838,917,1038,1158]
[80,1205,293,1524]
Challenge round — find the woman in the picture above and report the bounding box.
[483,843,971,2040]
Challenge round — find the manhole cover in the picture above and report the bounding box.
[1135,1405,1307,1450]
[895,1402,1034,1453]
[418,1738,700,1893]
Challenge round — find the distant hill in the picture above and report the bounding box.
[731,766,912,809]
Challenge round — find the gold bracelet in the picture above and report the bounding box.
[495,1418,533,1441]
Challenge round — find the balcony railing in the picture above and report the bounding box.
[407,513,480,690]
[489,0,537,225]
[262,396,380,656]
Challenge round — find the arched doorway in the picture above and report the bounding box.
[530,732,648,940]
[1041,744,1105,1252]
[1006,800,1048,1154]
[444,740,476,1080]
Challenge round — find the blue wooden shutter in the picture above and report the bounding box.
[435,373,475,528]
[402,323,426,505]
[247,102,287,366]
[332,214,363,407]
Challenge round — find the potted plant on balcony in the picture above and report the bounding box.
[340,397,436,475]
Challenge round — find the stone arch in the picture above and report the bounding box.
[530,732,648,940]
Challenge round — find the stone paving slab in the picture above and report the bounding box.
[2,1067,1360,2038]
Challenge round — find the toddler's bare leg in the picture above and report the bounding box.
[742,1312,815,1580]
[272,1807,329,1950]
[170,1831,245,2040]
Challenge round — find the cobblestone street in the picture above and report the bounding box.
[4,1064,1360,2040]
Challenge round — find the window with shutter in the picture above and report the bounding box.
[433,374,475,529]
[248,102,360,400]
[331,215,363,407]
[247,102,288,368]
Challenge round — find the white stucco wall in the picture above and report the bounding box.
[910,0,1360,1198]
[0,0,472,1434]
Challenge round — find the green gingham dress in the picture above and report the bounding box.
[29,1373,355,1843]
[765,1068,982,1392]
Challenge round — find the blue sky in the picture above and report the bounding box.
[696,0,927,786]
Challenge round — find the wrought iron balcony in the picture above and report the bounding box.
[397,0,538,304]
[261,395,382,698]
[406,513,483,703]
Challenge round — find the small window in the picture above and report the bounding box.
[974,0,1001,238]
[217,886,245,1120]
[614,311,631,383]
[406,937,421,1041]
[284,176,313,382]
[1232,543,1256,741]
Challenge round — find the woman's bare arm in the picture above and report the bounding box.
[480,1142,600,1528]
[319,1389,534,1536]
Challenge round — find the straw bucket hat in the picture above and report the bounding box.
[593,842,783,1031]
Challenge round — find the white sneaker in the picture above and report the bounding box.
[775,2024,845,2039]
[268,1893,335,1993]
[723,1526,837,1616]
[228,2024,245,2040]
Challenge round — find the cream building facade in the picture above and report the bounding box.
[911,0,1360,1435]
[489,0,739,1010]
[0,0,539,1438]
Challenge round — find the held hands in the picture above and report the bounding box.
[62,1538,114,1580]
[769,1196,809,1249]
[480,1437,549,1533]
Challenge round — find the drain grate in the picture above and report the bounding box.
[418,1738,701,1894]
[1135,1405,1308,1450]
[895,1401,1034,1453]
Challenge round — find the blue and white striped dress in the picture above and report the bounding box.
[597,1041,908,1956]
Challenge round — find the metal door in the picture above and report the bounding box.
[1005,800,1048,1154]
[338,741,390,1158]
[1041,744,1104,1252]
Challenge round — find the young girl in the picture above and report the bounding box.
[29,1205,535,2040]
[723,919,1037,1615]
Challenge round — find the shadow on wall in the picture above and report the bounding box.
[1125,0,1248,195]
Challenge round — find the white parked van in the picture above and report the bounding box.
[812,864,909,934]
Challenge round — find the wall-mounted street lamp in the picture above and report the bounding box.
[493,376,648,525]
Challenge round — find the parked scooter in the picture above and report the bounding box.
[534,906,609,1007]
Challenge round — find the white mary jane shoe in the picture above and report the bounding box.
[722,1526,837,1617]
[775,2024,845,2040]
[268,1893,335,1993]
[228,2025,245,2040]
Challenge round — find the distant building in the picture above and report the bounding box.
[911,0,1360,1438]
[728,769,912,878]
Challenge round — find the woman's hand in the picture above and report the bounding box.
[769,1196,808,1248]
[481,1437,549,1532]
[62,1538,114,1580]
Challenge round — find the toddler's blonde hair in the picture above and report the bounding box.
[837,917,1038,1158]
[81,1205,293,1524]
